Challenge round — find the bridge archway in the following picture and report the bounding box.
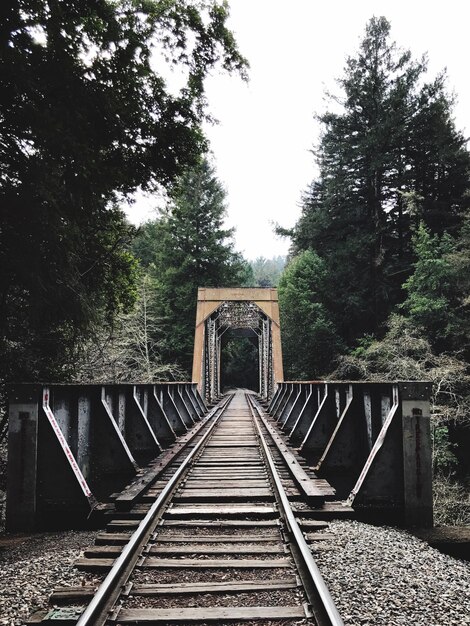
[192,288,284,402]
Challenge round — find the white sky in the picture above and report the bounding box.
[127,0,470,260]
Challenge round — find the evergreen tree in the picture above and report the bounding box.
[136,157,249,374]
[402,224,456,349]
[446,213,470,357]
[278,251,343,379]
[132,219,166,269]
[402,221,470,357]
[288,17,470,346]
[250,256,285,287]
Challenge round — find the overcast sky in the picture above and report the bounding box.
[127,0,470,260]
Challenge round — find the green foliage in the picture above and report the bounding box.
[131,219,166,269]
[401,223,462,350]
[0,0,246,384]
[250,256,285,287]
[1,206,138,382]
[237,261,256,288]
[134,158,249,374]
[221,338,258,390]
[350,335,376,359]
[287,16,470,349]
[432,425,458,474]
[332,314,430,381]
[447,214,470,356]
[278,251,343,379]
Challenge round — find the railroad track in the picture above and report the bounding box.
[31,390,350,625]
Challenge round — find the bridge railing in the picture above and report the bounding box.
[6,382,207,531]
[6,380,433,529]
[268,380,433,527]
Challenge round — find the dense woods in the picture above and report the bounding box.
[279,17,470,522]
[0,7,468,521]
[280,17,469,368]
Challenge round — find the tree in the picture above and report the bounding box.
[401,223,459,351]
[77,273,183,383]
[278,250,343,379]
[0,0,247,384]
[287,17,470,345]
[135,157,250,373]
[131,219,166,269]
[250,256,285,287]
[221,337,258,390]
[446,213,470,357]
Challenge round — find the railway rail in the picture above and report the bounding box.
[30,390,350,625]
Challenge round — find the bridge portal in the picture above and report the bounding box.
[192,288,284,402]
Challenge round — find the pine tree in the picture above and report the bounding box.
[289,17,470,347]
[401,222,469,356]
[135,158,249,374]
[278,251,343,378]
[250,256,286,287]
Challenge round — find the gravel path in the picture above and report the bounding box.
[315,520,470,626]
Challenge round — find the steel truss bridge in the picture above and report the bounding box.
[5,286,433,538]
[192,288,284,403]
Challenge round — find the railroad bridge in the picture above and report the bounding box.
[6,287,433,540]
[192,288,284,402]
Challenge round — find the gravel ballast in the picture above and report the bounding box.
[315,520,470,626]
[0,521,468,625]
[0,531,99,625]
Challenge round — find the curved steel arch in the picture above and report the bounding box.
[192,288,284,402]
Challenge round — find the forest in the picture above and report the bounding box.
[0,5,468,523]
